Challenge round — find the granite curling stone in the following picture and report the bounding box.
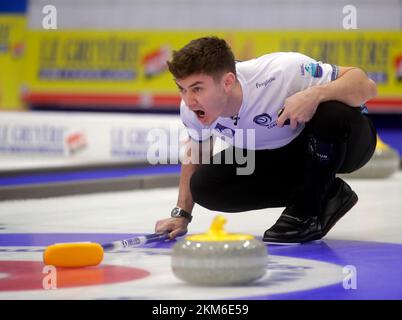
[171,215,268,286]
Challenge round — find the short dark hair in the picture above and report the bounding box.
[167,36,236,81]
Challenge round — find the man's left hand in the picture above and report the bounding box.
[277,86,321,129]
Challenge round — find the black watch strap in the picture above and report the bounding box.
[171,207,192,222]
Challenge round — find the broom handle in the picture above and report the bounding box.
[101,233,169,250]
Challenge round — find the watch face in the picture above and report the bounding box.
[172,208,180,217]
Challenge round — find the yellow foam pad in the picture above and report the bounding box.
[43,243,104,267]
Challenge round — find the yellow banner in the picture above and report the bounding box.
[24,30,402,98]
[0,15,26,109]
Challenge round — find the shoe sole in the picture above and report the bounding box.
[321,190,359,238]
[262,230,323,244]
[263,239,323,246]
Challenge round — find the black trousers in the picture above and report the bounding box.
[190,101,377,213]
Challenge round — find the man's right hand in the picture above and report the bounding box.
[155,217,189,240]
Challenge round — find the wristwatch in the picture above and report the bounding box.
[171,207,193,222]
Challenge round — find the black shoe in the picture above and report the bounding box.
[262,205,322,244]
[262,178,358,244]
[319,177,358,238]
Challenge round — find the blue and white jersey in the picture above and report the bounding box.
[180,52,338,150]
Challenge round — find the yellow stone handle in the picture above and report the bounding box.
[186,215,254,242]
[209,215,227,235]
[376,135,390,151]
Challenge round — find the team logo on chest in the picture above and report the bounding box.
[253,113,277,129]
[214,123,235,137]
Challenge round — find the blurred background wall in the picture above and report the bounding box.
[27,0,402,29]
[2,0,401,111]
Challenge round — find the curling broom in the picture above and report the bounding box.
[43,232,169,268]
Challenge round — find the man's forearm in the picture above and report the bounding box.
[176,137,213,213]
[176,162,200,213]
[315,68,377,107]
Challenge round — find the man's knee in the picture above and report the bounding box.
[309,100,358,141]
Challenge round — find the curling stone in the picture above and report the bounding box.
[339,135,400,179]
[171,215,267,286]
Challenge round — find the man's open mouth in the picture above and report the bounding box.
[195,110,205,119]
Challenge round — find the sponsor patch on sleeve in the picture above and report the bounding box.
[300,62,323,78]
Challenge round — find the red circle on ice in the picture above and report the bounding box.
[0,261,150,291]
